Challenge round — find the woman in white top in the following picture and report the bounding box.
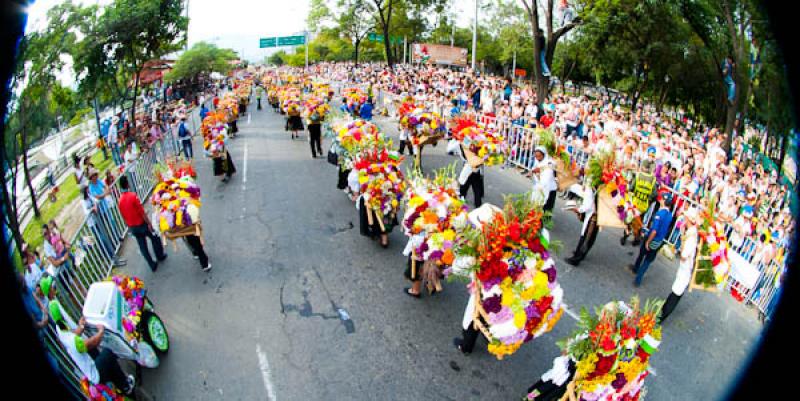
[659,207,699,322]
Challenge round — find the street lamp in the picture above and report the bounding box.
[472,0,478,71]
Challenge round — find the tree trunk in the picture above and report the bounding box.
[0,131,25,257]
[19,103,40,218]
[354,38,361,66]
[777,133,787,175]
[130,66,141,136]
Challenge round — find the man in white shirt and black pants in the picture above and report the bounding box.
[565,182,599,266]
[456,143,484,206]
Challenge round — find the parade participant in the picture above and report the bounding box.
[565,181,599,266]
[360,98,374,121]
[287,100,304,140]
[529,146,558,215]
[211,126,237,182]
[177,116,193,159]
[659,207,699,323]
[307,106,324,158]
[50,300,135,395]
[630,192,673,286]
[456,142,484,207]
[118,176,167,272]
[256,85,264,110]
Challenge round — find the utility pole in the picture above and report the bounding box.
[403,36,407,65]
[472,0,478,71]
[305,30,309,70]
[512,50,516,81]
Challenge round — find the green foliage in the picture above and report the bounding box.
[166,42,237,82]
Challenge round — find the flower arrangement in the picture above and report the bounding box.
[694,197,731,288]
[353,148,406,217]
[451,194,565,359]
[111,275,146,342]
[333,120,391,170]
[550,298,664,401]
[342,87,367,109]
[303,95,330,124]
[404,108,446,145]
[402,164,468,267]
[81,378,125,401]
[451,117,507,166]
[151,174,202,232]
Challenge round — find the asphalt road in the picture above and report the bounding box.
[116,101,763,401]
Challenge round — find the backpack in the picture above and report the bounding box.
[178,122,190,139]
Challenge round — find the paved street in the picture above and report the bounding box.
[117,102,763,401]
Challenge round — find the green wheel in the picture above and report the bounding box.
[143,311,169,354]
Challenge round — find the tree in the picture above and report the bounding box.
[338,0,374,65]
[308,0,333,32]
[266,51,288,66]
[99,0,188,130]
[520,0,592,100]
[165,42,237,82]
[369,0,396,66]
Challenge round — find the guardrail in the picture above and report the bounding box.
[373,86,785,318]
[33,106,197,398]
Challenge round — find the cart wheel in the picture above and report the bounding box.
[142,311,169,354]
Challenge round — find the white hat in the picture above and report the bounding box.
[534,146,547,156]
[684,207,699,224]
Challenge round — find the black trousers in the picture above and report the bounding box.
[459,172,484,206]
[398,140,414,155]
[572,213,599,262]
[257,98,262,109]
[460,318,486,353]
[130,224,165,271]
[309,124,323,157]
[543,190,557,213]
[184,235,209,268]
[94,349,128,391]
[337,168,351,190]
[659,291,682,323]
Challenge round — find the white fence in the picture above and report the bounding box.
[373,87,785,318]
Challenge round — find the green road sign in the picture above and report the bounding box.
[259,38,276,48]
[368,33,402,44]
[278,35,305,46]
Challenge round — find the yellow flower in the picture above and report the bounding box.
[513,311,527,328]
[442,229,456,241]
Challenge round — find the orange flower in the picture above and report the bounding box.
[422,210,439,225]
[441,249,454,265]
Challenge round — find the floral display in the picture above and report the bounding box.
[694,198,731,288]
[402,108,446,145]
[451,117,507,166]
[303,95,331,123]
[81,378,125,401]
[353,148,406,217]
[111,275,146,342]
[451,194,565,359]
[541,298,664,401]
[332,119,391,170]
[342,87,368,110]
[402,164,468,266]
[151,170,202,232]
[588,151,632,225]
[201,111,229,155]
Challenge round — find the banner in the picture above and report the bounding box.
[412,43,468,66]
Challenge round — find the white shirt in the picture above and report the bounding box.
[57,329,100,384]
[578,185,595,236]
[531,157,557,202]
[24,261,44,291]
[81,198,97,227]
[673,225,698,295]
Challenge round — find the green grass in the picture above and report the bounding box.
[21,150,115,256]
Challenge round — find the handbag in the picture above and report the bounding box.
[327,148,338,166]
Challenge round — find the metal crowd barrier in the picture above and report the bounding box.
[34,106,201,398]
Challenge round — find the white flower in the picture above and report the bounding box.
[451,255,475,276]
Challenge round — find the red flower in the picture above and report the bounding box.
[636,347,650,363]
[536,296,553,314]
[590,353,617,378]
[508,220,522,242]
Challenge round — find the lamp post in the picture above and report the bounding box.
[472,0,478,71]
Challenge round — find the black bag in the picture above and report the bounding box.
[327,148,338,166]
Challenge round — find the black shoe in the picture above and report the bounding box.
[404,288,421,298]
[620,234,628,246]
[628,265,637,275]
[632,238,641,247]
[150,264,158,272]
[565,256,580,266]
[157,254,168,262]
[453,338,470,355]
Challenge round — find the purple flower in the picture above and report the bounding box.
[611,373,627,390]
[488,306,513,325]
[610,189,618,198]
[525,303,541,319]
[428,250,444,260]
[482,295,502,313]
[483,277,502,290]
[419,242,429,253]
[543,267,557,283]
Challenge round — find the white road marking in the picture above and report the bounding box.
[242,142,248,189]
[564,307,580,321]
[248,113,251,125]
[256,344,278,401]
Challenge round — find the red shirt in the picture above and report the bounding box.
[540,115,554,128]
[119,191,146,227]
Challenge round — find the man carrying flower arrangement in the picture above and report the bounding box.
[119,176,167,272]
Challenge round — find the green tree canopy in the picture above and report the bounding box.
[166,42,238,82]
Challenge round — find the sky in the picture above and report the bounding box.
[22,0,479,85]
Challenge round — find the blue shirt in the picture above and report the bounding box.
[100,119,111,138]
[649,208,673,243]
[199,106,209,121]
[360,103,373,120]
